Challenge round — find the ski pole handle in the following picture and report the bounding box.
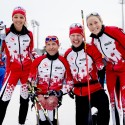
[81,10,86,43]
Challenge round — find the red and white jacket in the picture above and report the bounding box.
[2,24,38,71]
[28,53,73,95]
[91,25,125,71]
[64,42,103,96]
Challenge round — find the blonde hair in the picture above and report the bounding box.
[86,12,103,22]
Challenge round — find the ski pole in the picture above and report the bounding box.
[81,10,93,125]
[28,82,53,125]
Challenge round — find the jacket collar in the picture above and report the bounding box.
[10,24,29,35]
[47,52,59,60]
[72,42,84,52]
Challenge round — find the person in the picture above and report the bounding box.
[64,23,110,125]
[0,53,6,90]
[86,12,125,124]
[0,6,38,125]
[28,35,73,125]
[0,21,6,91]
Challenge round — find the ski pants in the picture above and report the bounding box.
[0,68,30,124]
[75,89,110,125]
[0,67,5,90]
[106,69,125,115]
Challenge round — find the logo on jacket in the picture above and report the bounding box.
[42,62,48,68]
[104,41,112,46]
[79,58,86,61]
[23,40,29,42]
[10,37,15,42]
[55,66,62,69]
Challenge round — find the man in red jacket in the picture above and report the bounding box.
[28,35,73,125]
[64,23,110,125]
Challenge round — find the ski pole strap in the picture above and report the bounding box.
[74,80,98,87]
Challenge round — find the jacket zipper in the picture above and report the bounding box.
[18,35,23,70]
[48,60,53,91]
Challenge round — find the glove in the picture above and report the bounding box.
[48,90,63,107]
[37,95,46,110]
[48,90,63,98]
[45,96,58,110]
[0,21,5,30]
[96,63,104,70]
[68,90,74,99]
[0,21,6,40]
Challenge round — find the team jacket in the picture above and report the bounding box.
[64,42,103,96]
[2,24,38,71]
[28,53,73,94]
[91,25,125,71]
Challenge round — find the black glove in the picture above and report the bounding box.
[48,90,63,98]
[48,90,63,107]
[68,90,74,99]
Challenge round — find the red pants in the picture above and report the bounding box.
[106,69,125,114]
[0,68,30,101]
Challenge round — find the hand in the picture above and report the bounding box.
[48,90,63,97]
[48,90,63,107]
[68,90,74,99]
[0,21,5,30]
[96,63,104,70]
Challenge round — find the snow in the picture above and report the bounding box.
[2,85,113,125]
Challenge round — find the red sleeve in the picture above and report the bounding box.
[59,55,73,82]
[64,48,72,58]
[28,55,46,81]
[105,26,125,48]
[86,44,103,66]
[28,31,39,59]
[58,56,73,93]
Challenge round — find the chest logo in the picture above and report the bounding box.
[10,37,15,42]
[23,40,29,42]
[104,41,112,46]
[42,62,48,68]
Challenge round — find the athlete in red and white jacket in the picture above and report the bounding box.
[64,23,110,125]
[0,6,38,125]
[28,52,73,95]
[28,35,73,125]
[65,43,103,96]
[86,12,125,124]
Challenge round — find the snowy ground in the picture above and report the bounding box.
[2,85,113,125]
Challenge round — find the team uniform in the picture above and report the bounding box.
[28,52,73,125]
[64,42,110,125]
[0,24,38,124]
[91,25,125,123]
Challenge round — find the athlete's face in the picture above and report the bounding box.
[69,33,83,48]
[45,41,59,56]
[87,16,103,35]
[12,14,26,31]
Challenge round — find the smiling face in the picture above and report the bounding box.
[45,41,59,56]
[12,13,26,31]
[86,15,103,35]
[69,33,83,48]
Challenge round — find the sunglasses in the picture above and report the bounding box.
[13,6,26,13]
[45,37,58,42]
[86,12,100,20]
[70,23,83,29]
